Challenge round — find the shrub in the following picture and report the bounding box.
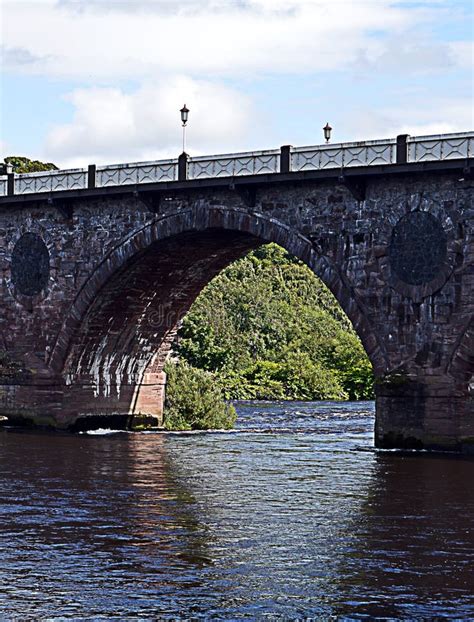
[219,362,286,401]
[219,354,347,401]
[163,360,237,431]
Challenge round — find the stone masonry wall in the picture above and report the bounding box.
[0,171,472,447]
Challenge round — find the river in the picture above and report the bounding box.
[0,401,473,619]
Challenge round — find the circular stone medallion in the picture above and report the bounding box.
[11,233,50,296]
[389,212,447,286]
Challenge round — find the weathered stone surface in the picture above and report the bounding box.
[0,171,472,447]
[11,232,50,296]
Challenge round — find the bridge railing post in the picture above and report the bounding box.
[7,173,14,196]
[280,145,292,173]
[178,152,188,182]
[88,164,96,189]
[396,134,409,164]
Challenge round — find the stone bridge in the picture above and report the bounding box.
[0,132,473,450]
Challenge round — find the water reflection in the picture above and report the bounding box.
[0,430,211,617]
[333,452,474,618]
[0,403,472,619]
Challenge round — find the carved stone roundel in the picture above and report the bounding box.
[11,233,50,296]
[389,212,447,286]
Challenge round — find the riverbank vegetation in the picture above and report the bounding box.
[163,360,237,431]
[165,243,374,429]
[176,244,373,400]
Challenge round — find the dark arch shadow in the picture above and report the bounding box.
[47,205,388,419]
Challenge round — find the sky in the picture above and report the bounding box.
[0,0,473,169]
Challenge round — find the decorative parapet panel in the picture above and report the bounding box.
[96,159,177,187]
[188,150,280,179]
[407,132,474,162]
[292,138,396,172]
[14,169,87,195]
[0,178,6,197]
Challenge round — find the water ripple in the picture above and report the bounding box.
[0,401,473,618]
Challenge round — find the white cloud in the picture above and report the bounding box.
[341,96,474,141]
[350,39,458,77]
[0,45,51,69]
[1,0,431,80]
[44,77,254,166]
[56,0,255,15]
[0,139,9,157]
[2,0,471,165]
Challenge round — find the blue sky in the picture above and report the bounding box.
[1,0,472,168]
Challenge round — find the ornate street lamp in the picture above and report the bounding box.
[180,104,189,152]
[323,122,332,143]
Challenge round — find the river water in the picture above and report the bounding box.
[0,401,473,619]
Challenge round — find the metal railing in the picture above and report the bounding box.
[1,131,472,198]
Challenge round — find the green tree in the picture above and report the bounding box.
[176,243,374,401]
[5,156,58,174]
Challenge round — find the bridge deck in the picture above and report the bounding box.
[0,131,472,204]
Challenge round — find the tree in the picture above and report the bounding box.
[5,156,58,174]
[176,243,374,402]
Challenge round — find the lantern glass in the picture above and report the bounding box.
[180,105,189,126]
[323,123,332,143]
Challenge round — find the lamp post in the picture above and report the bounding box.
[180,104,189,153]
[323,122,332,144]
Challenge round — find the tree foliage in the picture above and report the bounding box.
[175,243,374,401]
[5,156,58,174]
[164,360,237,431]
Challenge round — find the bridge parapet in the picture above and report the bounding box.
[291,137,395,171]
[14,168,87,195]
[1,131,472,199]
[96,158,177,187]
[408,132,473,162]
[188,149,280,179]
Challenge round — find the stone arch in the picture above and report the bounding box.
[48,204,388,418]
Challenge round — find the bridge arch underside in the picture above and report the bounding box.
[52,209,386,432]
[61,229,262,427]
